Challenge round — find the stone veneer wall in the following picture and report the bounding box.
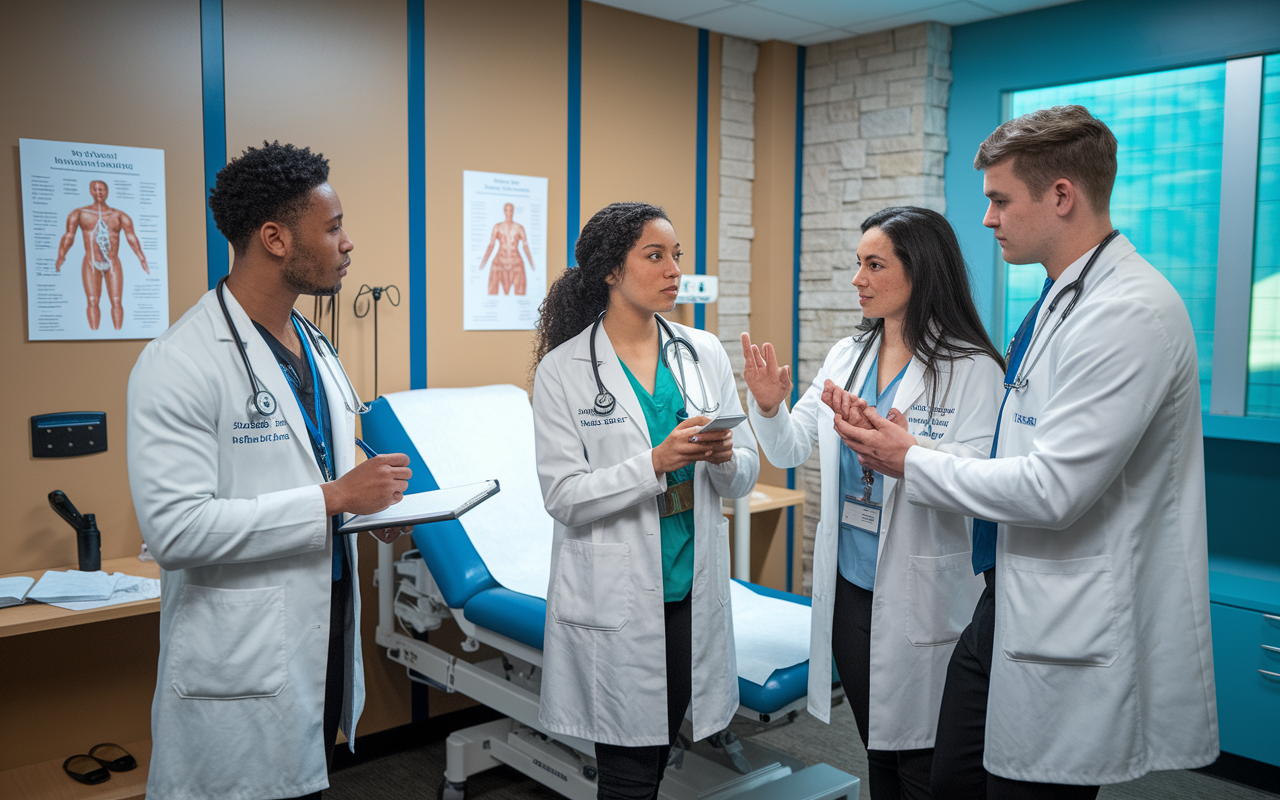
[796,22,952,592]
[718,35,759,384]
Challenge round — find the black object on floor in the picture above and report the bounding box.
[63,754,110,785]
[89,742,137,772]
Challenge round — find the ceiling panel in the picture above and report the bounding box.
[679,4,832,41]
[589,0,1082,44]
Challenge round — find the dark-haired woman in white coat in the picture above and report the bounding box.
[742,206,1003,799]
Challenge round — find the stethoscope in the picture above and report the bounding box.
[1005,229,1120,392]
[216,277,368,419]
[588,311,720,417]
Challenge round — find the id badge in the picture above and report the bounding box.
[842,495,882,536]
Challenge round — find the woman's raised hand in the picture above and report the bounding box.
[741,332,792,418]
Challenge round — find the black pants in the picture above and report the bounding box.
[932,570,1100,800]
[288,571,351,800]
[594,593,693,800]
[831,572,934,800]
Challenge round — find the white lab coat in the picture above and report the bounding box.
[532,320,759,747]
[127,289,364,800]
[748,333,1001,749]
[905,234,1218,784]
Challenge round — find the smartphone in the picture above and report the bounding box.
[698,413,747,432]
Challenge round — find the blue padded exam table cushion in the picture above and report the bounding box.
[360,395,813,715]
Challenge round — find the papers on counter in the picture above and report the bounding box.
[27,570,118,603]
[0,576,36,608]
[0,570,161,611]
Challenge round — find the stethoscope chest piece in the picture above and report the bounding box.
[252,390,278,417]
[594,391,615,417]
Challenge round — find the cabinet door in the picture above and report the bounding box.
[1211,602,1280,766]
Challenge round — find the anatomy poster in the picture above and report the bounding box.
[20,138,168,341]
[463,170,547,330]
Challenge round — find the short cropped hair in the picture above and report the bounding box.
[974,105,1117,213]
[209,141,330,252]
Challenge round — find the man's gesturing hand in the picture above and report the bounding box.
[322,453,412,516]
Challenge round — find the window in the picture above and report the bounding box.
[1001,64,1227,411]
[1248,54,1280,418]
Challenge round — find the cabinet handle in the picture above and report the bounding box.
[1264,645,1280,654]
[1261,670,1280,680]
[1266,614,1280,623]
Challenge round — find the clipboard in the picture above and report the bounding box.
[337,479,500,534]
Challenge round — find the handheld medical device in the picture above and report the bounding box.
[698,414,746,432]
[588,312,721,417]
[48,490,101,572]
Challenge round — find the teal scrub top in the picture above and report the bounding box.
[620,357,695,603]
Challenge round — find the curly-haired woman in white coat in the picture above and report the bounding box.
[532,202,758,800]
[742,206,1004,800]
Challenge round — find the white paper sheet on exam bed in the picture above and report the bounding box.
[383,385,811,686]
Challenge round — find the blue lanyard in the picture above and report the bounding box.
[281,317,334,482]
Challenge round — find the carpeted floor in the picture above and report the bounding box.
[326,705,1276,799]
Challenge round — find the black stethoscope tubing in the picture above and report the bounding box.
[1006,229,1120,391]
[217,277,279,417]
[588,311,718,417]
[216,277,364,418]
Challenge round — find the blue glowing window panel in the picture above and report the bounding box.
[1002,64,1226,410]
[1247,55,1280,418]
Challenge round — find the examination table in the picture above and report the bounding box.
[362,387,858,800]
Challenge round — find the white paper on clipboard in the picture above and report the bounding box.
[337,480,499,534]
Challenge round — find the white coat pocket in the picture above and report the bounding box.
[716,516,731,605]
[905,552,972,646]
[168,584,288,699]
[550,540,632,630]
[1001,553,1118,667]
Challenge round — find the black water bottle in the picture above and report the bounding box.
[78,513,102,572]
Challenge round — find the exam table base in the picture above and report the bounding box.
[379,629,859,800]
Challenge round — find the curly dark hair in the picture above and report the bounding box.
[208,141,330,252]
[531,202,670,370]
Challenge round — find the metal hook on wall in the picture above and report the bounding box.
[353,284,400,398]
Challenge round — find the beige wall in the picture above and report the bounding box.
[581,3,717,333]
[0,0,781,772]
[749,40,801,591]
[0,0,205,771]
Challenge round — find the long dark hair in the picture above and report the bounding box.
[532,202,670,369]
[856,206,1005,410]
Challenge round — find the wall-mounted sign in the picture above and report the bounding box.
[462,170,547,331]
[676,274,718,304]
[20,139,168,341]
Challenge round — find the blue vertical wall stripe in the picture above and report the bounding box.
[567,0,582,267]
[408,0,427,389]
[786,45,806,593]
[200,0,228,290]
[694,28,709,330]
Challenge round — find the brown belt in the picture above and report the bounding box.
[657,479,695,518]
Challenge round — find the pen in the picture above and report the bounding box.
[355,438,379,460]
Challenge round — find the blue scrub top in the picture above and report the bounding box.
[837,353,909,590]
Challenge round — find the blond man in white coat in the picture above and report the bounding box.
[532,202,758,800]
[839,107,1218,798]
[744,206,1004,799]
[128,142,412,800]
